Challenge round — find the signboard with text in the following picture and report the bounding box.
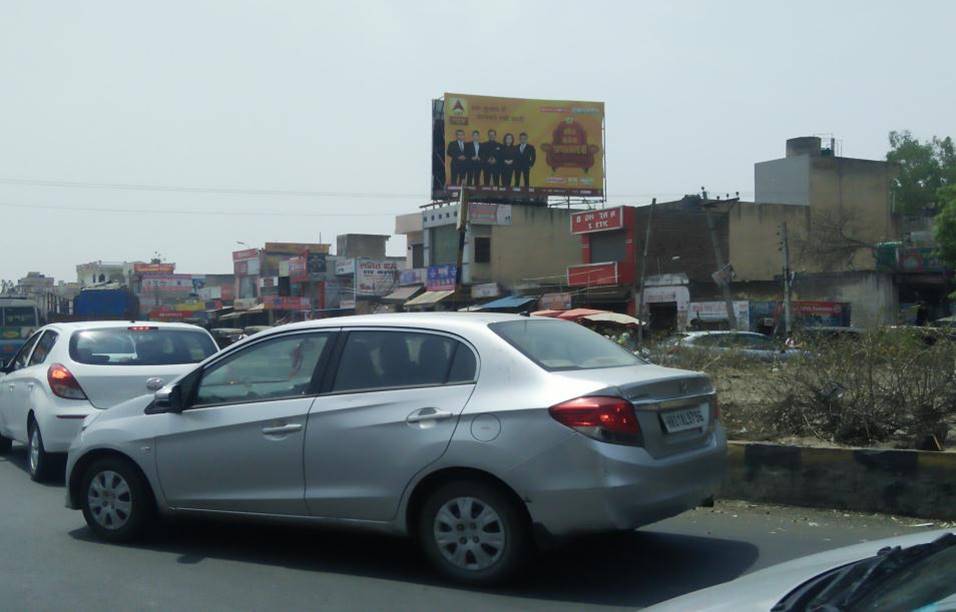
[355,260,399,297]
[261,295,311,311]
[567,262,618,287]
[133,262,175,275]
[427,264,457,291]
[570,207,623,234]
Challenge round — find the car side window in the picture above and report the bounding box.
[193,332,330,406]
[332,330,476,393]
[691,335,722,348]
[27,331,58,366]
[10,332,42,371]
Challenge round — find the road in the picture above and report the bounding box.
[0,443,947,611]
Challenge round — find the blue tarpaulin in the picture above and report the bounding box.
[476,295,537,311]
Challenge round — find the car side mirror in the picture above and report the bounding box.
[149,384,184,414]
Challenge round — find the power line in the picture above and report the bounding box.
[0,177,427,200]
[0,176,757,201]
[0,201,394,218]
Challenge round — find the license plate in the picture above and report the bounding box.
[661,405,708,433]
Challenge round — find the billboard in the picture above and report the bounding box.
[441,93,604,197]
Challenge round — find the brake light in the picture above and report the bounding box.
[712,394,720,421]
[128,326,157,331]
[48,363,88,400]
[549,396,640,445]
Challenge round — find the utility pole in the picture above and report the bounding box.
[780,222,793,336]
[454,188,470,289]
[637,198,656,345]
[702,188,738,329]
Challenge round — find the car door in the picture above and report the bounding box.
[153,330,335,515]
[0,331,43,442]
[304,328,478,520]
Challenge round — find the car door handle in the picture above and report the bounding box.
[406,408,454,424]
[261,423,303,435]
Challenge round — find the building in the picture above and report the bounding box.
[394,201,582,310]
[76,261,131,287]
[564,136,904,330]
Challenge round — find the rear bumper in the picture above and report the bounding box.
[37,404,96,453]
[517,426,727,538]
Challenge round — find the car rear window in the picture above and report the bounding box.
[490,319,642,371]
[69,327,217,366]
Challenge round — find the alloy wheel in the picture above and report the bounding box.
[87,470,133,530]
[28,428,40,475]
[433,496,506,571]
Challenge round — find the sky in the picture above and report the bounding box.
[1,0,954,282]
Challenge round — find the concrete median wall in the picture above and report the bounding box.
[720,441,956,520]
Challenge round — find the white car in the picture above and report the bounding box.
[648,529,955,611]
[0,321,218,481]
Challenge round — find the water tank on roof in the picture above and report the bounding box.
[786,136,822,158]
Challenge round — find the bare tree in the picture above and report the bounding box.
[794,208,877,272]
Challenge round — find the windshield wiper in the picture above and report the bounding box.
[774,533,956,611]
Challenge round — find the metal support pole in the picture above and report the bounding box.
[637,198,655,345]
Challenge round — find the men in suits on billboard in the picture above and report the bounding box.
[481,129,502,187]
[499,133,518,187]
[466,130,482,186]
[446,129,468,186]
[515,132,536,188]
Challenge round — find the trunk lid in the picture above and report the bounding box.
[557,364,717,459]
[71,363,196,409]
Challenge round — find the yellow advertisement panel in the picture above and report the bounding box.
[443,93,604,197]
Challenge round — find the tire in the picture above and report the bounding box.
[27,420,56,482]
[80,457,155,543]
[417,480,530,586]
[0,433,12,455]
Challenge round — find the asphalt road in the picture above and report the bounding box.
[0,443,946,611]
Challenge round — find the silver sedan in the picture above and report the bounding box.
[65,313,726,584]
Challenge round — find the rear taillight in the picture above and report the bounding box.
[549,396,641,445]
[712,394,720,421]
[48,363,88,400]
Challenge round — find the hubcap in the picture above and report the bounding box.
[433,496,505,571]
[87,470,132,530]
[28,429,40,474]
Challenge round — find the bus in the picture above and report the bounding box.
[0,298,41,363]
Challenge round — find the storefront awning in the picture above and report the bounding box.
[475,295,537,311]
[382,285,424,302]
[405,290,456,307]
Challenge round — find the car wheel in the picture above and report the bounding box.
[0,432,11,454]
[80,457,154,543]
[27,421,55,482]
[418,480,530,585]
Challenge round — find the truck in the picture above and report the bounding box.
[72,288,140,321]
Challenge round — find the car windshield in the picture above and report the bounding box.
[490,319,643,371]
[69,327,217,366]
[776,533,956,611]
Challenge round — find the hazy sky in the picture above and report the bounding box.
[2,1,954,282]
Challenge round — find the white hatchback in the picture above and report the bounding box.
[0,321,218,481]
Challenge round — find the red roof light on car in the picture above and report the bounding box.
[128,326,157,331]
